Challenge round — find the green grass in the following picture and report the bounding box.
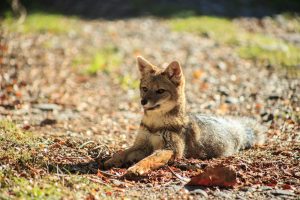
[73,45,122,76]
[117,74,139,90]
[170,16,239,45]
[0,173,64,199]
[86,46,122,75]
[2,12,77,33]
[73,46,138,89]
[0,120,115,199]
[169,16,300,73]
[238,33,300,74]
[281,13,300,32]
[0,120,45,166]
[238,35,300,69]
[0,172,112,200]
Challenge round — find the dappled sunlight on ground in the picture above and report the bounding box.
[1,7,300,199]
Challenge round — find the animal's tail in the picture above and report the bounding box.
[241,117,267,146]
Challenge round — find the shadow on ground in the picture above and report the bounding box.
[48,161,99,174]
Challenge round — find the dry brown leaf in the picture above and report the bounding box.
[187,165,237,187]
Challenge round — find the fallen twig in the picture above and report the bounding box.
[87,176,109,186]
[98,170,121,178]
[79,141,95,148]
[56,155,94,162]
[91,144,108,151]
[167,166,190,183]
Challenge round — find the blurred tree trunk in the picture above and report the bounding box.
[9,0,27,23]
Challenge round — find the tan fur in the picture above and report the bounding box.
[104,56,266,176]
[126,150,174,175]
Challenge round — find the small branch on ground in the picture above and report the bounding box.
[167,166,190,183]
[98,169,121,178]
[79,140,95,148]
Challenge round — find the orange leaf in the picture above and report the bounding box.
[193,69,204,79]
[255,103,262,112]
[97,170,107,179]
[105,191,112,196]
[187,165,237,187]
[97,170,111,183]
[15,92,22,97]
[217,104,229,114]
[199,82,209,91]
[85,193,95,200]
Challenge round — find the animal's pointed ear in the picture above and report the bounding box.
[137,56,156,76]
[164,61,183,84]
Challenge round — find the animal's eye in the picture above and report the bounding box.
[156,89,165,94]
[142,87,148,92]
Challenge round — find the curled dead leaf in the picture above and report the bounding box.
[187,165,237,187]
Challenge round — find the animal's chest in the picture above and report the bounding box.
[148,133,164,150]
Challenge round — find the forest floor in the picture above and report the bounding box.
[0,12,300,199]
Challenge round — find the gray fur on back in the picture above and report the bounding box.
[187,114,266,159]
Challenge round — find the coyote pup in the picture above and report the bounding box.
[104,56,266,176]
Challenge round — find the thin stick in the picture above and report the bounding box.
[87,177,109,186]
[92,145,107,150]
[167,166,190,183]
[79,141,95,148]
[98,170,120,178]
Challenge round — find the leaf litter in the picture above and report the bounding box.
[0,14,300,199]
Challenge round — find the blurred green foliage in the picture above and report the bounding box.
[72,45,122,76]
[170,16,239,45]
[86,46,121,75]
[117,74,139,90]
[169,16,300,72]
[2,12,77,33]
[238,35,300,69]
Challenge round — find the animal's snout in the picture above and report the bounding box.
[141,99,148,105]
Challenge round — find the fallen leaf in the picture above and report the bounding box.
[15,92,22,97]
[193,69,204,79]
[265,182,277,187]
[255,103,262,112]
[217,104,229,114]
[85,193,95,200]
[199,82,209,91]
[22,124,31,130]
[105,191,112,196]
[187,165,237,187]
[97,170,109,182]
[282,184,293,190]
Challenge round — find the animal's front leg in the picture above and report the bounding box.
[104,148,132,169]
[125,149,174,176]
[104,130,151,169]
[104,146,150,169]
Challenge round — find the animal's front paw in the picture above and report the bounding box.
[103,153,124,169]
[125,164,149,177]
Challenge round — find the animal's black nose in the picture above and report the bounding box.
[141,99,148,105]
